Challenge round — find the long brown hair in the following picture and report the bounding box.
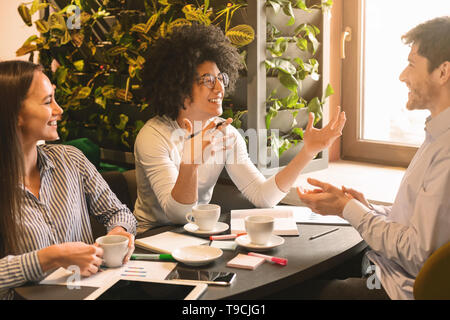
[0,60,42,256]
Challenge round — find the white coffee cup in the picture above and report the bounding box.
[186,204,220,231]
[96,235,129,268]
[245,215,274,245]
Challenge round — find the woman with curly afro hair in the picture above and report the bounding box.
[134,23,346,233]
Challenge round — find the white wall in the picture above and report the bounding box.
[0,0,39,61]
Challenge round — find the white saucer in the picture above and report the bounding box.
[235,235,285,252]
[172,245,223,266]
[183,222,229,236]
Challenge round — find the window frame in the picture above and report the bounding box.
[341,0,418,168]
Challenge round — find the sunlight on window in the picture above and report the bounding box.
[362,0,449,146]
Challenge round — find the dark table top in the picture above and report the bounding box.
[135,213,366,300]
[16,211,366,300]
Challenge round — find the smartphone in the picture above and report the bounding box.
[166,267,236,286]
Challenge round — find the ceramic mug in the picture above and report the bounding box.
[96,235,129,268]
[186,204,220,231]
[244,215,274,245]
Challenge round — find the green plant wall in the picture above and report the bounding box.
[17,0,254,151]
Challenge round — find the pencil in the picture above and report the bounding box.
[187,120,225,140]
[309,228,340,240]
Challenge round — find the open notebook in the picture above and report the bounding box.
[135,231,209,254]
[230,207,299,236]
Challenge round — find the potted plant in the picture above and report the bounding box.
[264,0,333,164]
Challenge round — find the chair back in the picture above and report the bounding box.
[414,241,450,300]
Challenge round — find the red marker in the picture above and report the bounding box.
[210,233,247,241]
[248,252,288,266]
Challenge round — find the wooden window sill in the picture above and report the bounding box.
[282,159,406,206]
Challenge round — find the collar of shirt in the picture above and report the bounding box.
[424,106,450,140]
[36,144,56,173]
[18,145,55,191]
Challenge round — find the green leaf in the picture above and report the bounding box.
[18,4,32,27]
[35,19,50,33]
[282,2,295,25]
[296,38,308,51]
[324,83,334,99]
[283,92,299,109]
[120,131,130,148]
[134,120,145,134]
[75,86,92,100]
[55,66,68,86]
[222,108,234,119]
[278,138,291,157]
[73,60,84,72]
[101,85,116,99]
[267,1,281,14]
[115,114,129,131]
[294,0,308,10]
[268,37,288,57]
[287,16,295,26]
[265,109,276,130]
[278,72,298,93]
[307,97,323,124]
[292,127,304,139]
[95,95,106,109]
[308,33,320,54]
[273,58,297,75]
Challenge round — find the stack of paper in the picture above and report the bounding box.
[230,207,299,236]
[227,254,265,270]
[135,231,209,254]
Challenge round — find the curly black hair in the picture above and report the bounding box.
[142,23,243,120]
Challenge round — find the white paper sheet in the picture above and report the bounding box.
[230,207,299,236]
[40,260,177,288]
[290,206,350,226]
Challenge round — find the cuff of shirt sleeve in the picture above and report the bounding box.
[106,210,138,236]
[343,199,373,230]
[263,175,288,207]
[165,194,198,224]
[107,222,136,236]
[20,251,45,282]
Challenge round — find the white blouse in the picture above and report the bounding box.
[134,115,286,233]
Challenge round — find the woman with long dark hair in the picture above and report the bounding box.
[0,60,137,299]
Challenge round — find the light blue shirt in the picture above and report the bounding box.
[0,144,137,299]
[343,106,450,300]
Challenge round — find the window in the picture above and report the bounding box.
[341,0,450,167]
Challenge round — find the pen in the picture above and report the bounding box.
[248,252,288,266]
[130,253,175,261]
[309,228,340,240]
[210,233,247,241]
[188,120,225,140]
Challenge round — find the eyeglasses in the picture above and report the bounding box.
[196,73,229,89]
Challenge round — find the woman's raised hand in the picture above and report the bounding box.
[302,106,346,157]
[181,118,235,165]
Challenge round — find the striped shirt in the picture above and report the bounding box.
[0,144,137,299]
